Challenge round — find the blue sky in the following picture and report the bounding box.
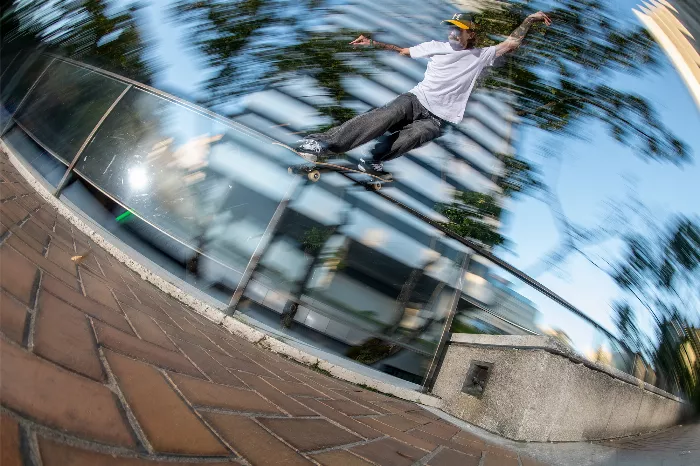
[497,0,700,350]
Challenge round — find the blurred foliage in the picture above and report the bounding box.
[474,0,688,165]
[612,301,643,355]
[172,0,369,124]
[346,337,396,365]
[437,191,505,247]
[300,226,334,254]
[3,0,689,161]
[266,32,369,126]
[654,316,700,410]
[497,151,543,198]
[172,0,284,105]
[1,0,155,83]
[611,216,700,408]
[450,319,480,334]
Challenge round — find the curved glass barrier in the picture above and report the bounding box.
[69,86,305,298]
[1,52,51,117]
[238,169,471,383]
[456,253,637,376]
[0,52,674,388]
[14,60,127,164]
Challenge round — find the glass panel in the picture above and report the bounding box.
[59,175,231,306]
[1,52,51,122]
[73,88,300,297]
[238,169,470,385]
[13,60,127,163]
[1,126,67,187]
[456,253,637,377]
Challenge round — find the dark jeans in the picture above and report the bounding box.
[309,93,443,163]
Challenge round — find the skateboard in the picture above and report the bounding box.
[273,142,392,191]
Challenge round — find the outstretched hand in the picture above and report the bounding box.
[350,35,371,47]
[528,11,552,26]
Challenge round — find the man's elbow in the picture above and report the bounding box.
[496,39,520,57]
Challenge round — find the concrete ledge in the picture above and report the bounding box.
[449,334,685,403]
[434,334,692,442]
[3,142,441,408]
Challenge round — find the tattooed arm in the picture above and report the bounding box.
[350,35,410,56]
[496,11,552,57]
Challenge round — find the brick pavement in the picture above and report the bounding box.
[0,152,550,465]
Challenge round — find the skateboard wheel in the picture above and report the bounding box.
[288,167,293,175]
[371,183,381,191]
[308,170,321,182]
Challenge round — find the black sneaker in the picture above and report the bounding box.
[357,158,391,179]
[295,138,330,162]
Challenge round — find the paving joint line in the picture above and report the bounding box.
[159,369,239,457]
[19,421,43,466]
[2,405,242,464]
[113,290,143,340]
[155,321,216,383]
[92,330,155,454]
[194,407,308,418]
[24,269,43,352]
[305,434,390,458]
[75,265,87,297]
[414,444,444,466]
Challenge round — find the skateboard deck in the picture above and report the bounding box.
[273,142,392,190]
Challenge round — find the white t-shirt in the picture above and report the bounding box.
[409,41,497,124]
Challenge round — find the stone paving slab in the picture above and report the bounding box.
[0,151,696,466]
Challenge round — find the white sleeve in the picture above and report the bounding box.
[481,46,497,67]
[409,41,448,59]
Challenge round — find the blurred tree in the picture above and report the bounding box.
[265,31,368,128]
[474,0,688,164]
[613,217,699,317]
[612,301,644,356]
[653,314,699,408]
[172,0,282,107]
[612,216,700,408]
[172,0,368,124]
[1,0,155,83]
[437,149,545,247]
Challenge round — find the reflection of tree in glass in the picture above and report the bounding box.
[300,226,334,254]
[1,0,155,83]
[438,191,505,247]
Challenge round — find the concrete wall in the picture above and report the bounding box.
[432,334,692,442]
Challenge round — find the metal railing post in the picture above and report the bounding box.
[227,178,305,313]
[1,57,55,137]
[422,251,472,393]
[53,84,132,197]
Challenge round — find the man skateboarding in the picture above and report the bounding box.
[295,12,552,177]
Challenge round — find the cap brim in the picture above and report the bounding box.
[441,19,471,29]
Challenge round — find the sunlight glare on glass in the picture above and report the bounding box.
[128,166,148,190]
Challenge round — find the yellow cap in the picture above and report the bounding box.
[441,13,475,30]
